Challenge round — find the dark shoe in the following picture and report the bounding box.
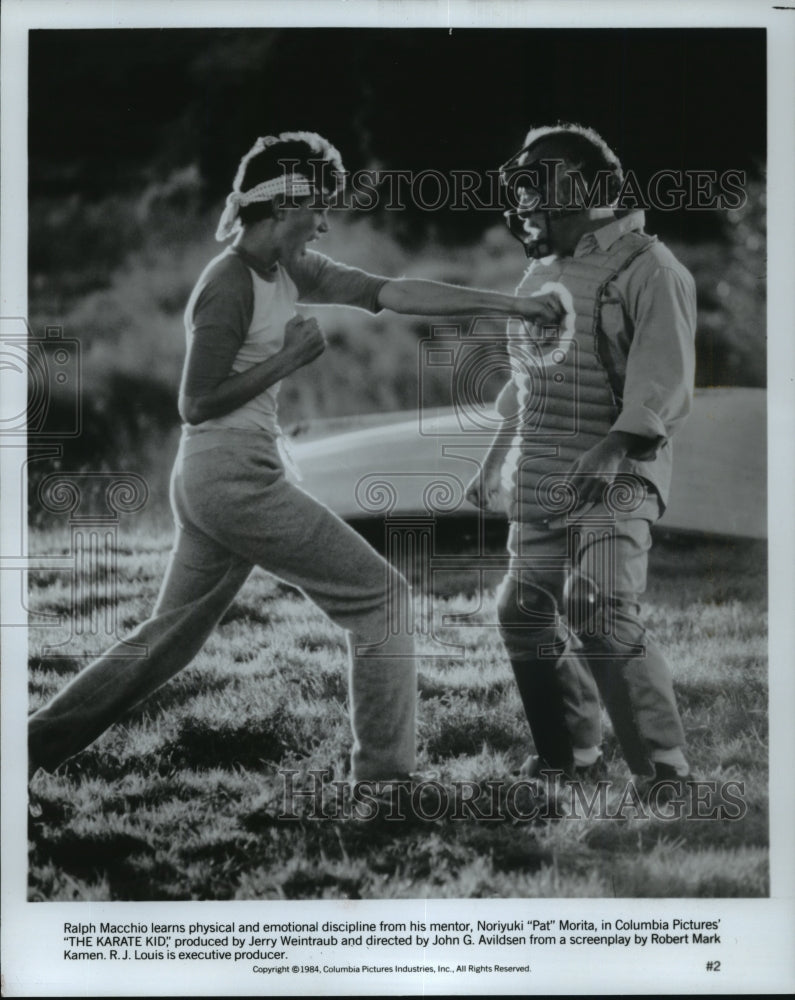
[634,762,692,805]
[514,757,569,821]
[518,753,606,783]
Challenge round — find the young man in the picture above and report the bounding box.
[28,130,563,786]
[467,124,696,792]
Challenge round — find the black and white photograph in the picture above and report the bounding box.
[2,0,794,995]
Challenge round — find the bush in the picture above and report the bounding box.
[670,175,766,388]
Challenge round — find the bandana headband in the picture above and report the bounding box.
[215,173,316,241]
[216,133,345,241]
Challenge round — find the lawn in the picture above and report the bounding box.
[27,521,768,901]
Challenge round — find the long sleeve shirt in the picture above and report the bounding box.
[573,211,696,447]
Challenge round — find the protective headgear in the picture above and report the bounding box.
[499,140,577,258]
[499,128,622,259]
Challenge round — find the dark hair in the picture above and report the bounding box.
[235,131,344,226]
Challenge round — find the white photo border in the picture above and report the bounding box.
[2,1,794,996]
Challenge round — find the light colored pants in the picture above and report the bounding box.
[496,489,686,776]
[29,433,417,781]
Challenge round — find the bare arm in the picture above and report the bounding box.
[377,278,564,326]
[290,251,565,325]
[179,315,325,425]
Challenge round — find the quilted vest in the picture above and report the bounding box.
[500,231,656,524]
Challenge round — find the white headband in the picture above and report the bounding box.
[216,132,345,241]
[215,173,316,241]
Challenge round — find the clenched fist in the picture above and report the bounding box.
[465,473,503,512]
[513,291,567,328]
[282,314,326,368]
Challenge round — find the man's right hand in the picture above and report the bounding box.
[465,465,504,512]
[282,314,326,369]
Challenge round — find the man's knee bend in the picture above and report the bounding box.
[499,623,565,664]
[496,574,558,624]
[575,597,647,655]
[496,578,561,660]
[563,569,601,628]
[611,610,646,644]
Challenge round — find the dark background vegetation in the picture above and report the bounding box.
[28,28,766,514]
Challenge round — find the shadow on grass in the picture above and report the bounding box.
[28,656,83,678]
[420,697,526,758]
[280,869,363,900]
[27,530,769,901]
[648,534,766,604]
[36,829,156,900]
[583,802,768,854]
[455,824,552,873]
[159,711,322,771]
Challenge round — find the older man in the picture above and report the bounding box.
[468,124,696,793]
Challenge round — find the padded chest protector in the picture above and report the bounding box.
[501,232,655,523]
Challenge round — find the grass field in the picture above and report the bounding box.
[27,520,768,901]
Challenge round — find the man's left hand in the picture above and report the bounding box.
[563,435,627,510]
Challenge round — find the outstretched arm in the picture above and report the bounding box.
[377,277,564,326]
[291,250,565,325]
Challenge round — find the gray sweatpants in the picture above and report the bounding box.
[28,433,417,781]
